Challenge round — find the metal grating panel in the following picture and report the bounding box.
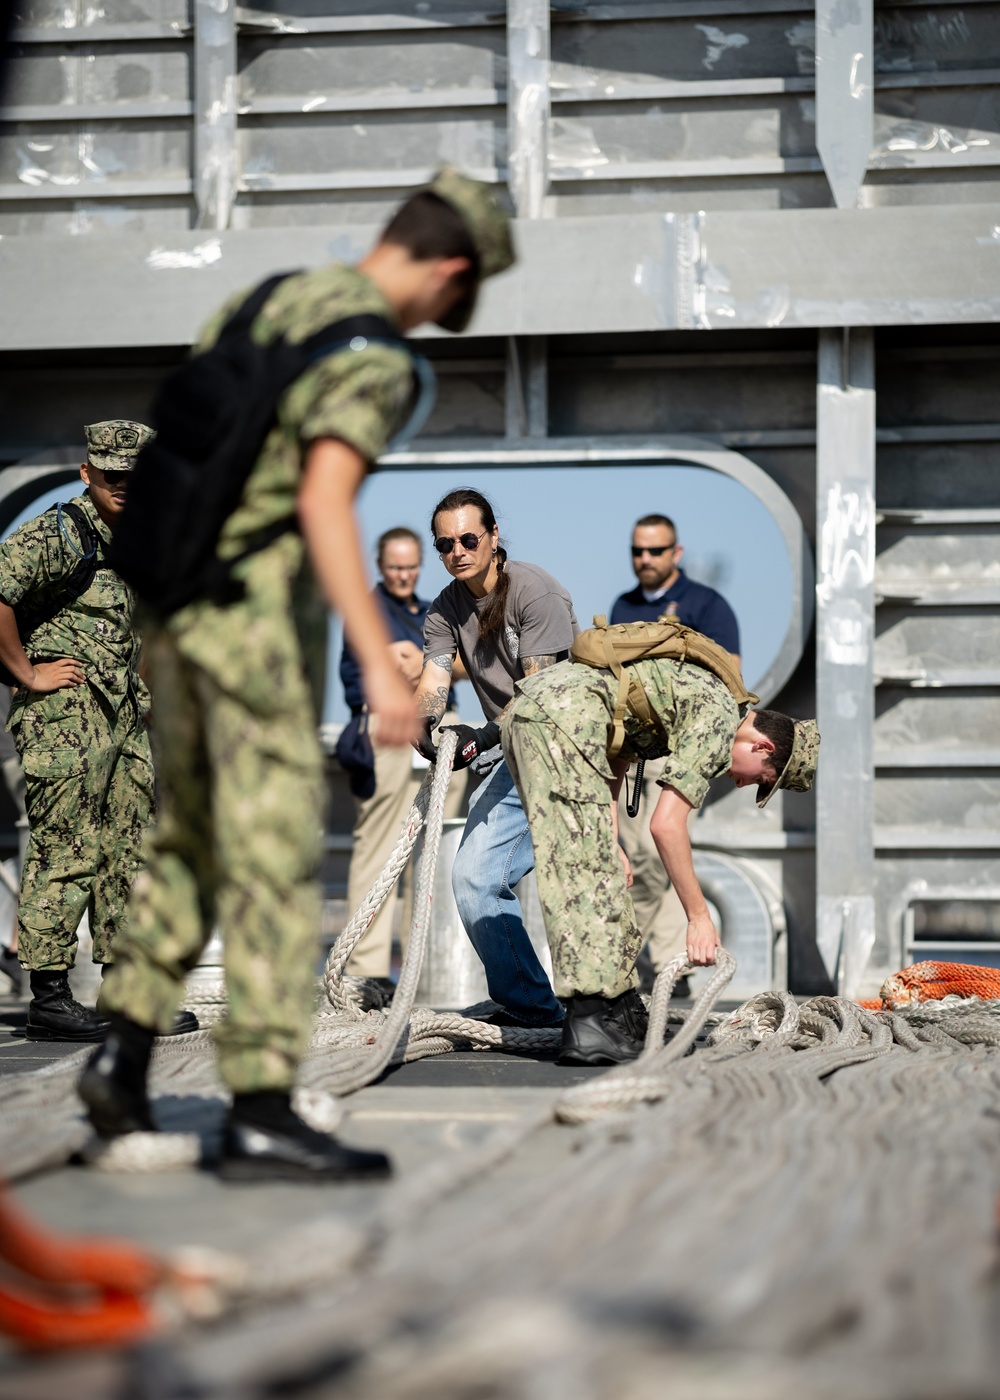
[2,0,998,228]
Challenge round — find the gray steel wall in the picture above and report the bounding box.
[1,0,998,996]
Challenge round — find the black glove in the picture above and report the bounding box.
[414,717,439,764]
[441,720,502,772]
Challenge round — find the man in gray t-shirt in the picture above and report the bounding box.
[416,491,577,1028]
[423,560,578,720]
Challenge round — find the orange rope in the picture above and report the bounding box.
[857,960,1000,1012]
[0,1184,161,1350]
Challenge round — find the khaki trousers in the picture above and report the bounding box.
[617,756,688,970]
[345,715,465,978]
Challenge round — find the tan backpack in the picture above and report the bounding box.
[570,615,759,760]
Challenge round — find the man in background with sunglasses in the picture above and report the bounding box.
[610,513,740,999]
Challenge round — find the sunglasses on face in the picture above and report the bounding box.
[434,530,487,556]
[631,544,676,558]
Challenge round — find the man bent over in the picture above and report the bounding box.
[501,653,818,1064]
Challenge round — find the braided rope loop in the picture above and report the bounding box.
[315,730,459,1094]
[555,948,737,1124]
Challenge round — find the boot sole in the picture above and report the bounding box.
[217,1156,392,1184]
[556,1047,640,1066]
[26,1023,108,1043]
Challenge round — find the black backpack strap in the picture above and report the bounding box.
[197,313,419,605]
[299,312,437,451]
[16,500,103,645]
[217,273,299,346]
[57,501,100,566]
[300,312,407,362]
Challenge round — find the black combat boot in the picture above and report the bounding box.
[612,987,650,1045]
[78,1014,156,1137]
[371,976,397,1007]
[98,967,198,1036]
[163,1008,200,1035]
[557,989,649,1066]
[219,1091,393,1183]
[26,970,111,1042]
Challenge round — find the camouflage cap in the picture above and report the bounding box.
[85,420,155,473]
[756,717,821,809]
[426,166,516,333]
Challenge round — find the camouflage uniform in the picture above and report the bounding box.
[0,422,155,972]
[103,167,514,1093]
[100,269,420,1093]
[501,658,740,999]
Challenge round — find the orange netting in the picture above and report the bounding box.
[857,960,1000,1012]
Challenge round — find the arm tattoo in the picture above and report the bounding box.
[422,653,454,675]
[417,654,453,731]
[521,651,564,677]
[417,686,449,729]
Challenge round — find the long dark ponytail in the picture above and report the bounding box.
[430,488,510,646]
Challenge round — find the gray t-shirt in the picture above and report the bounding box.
[423,560,579,720]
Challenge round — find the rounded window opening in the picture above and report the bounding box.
[0,447,810,732]
[328,460,799,725]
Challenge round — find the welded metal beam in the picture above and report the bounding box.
[3,206,1000,349]
[193,0,237,230]
[815,328,876,995]
[815,0,873,209]
[505,2,551,437]
[506,0,550,220]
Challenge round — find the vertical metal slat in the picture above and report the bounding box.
[194,0,237,229]
[815,0,873,208]
[816,327,876,994]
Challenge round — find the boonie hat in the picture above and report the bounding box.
[425,166,515,333]
[756,717,821,809]
[85,420,155,473]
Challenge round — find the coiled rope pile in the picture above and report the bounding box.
[6,736,1000,1397]
[157,984,1000,1400]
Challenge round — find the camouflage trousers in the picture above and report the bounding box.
[14,684,154,971]
[100,619,324,1094]
[502,705,642,1000]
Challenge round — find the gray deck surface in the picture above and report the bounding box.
[0,982,722,1399]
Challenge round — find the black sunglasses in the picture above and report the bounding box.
[435,530,487,556]
[631,544,676,557]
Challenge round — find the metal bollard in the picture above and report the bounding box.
[183,929,225,1015]
[415,819,554,1009]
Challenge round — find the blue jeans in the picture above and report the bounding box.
[451,759,563,1025]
